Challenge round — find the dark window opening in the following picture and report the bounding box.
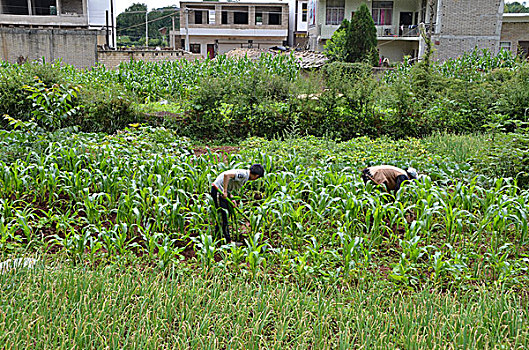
[302,3,308,22]
[194,11,203,24]
[222,11,228,24]
[519,41,529,58]
[255,12,263,24]
[399,12,413,26]
[190,44,201,53]
[3,0,29,15]
[269,13,281,25]
[234,11,248,24]
[33,0,58,15]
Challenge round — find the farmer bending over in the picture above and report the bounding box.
[211,164,265,242]
[361,165,418,194]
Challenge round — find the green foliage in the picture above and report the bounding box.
[23,77,82,131]
[504,1,529,13]
[472,130,529,187]
[1,127,529,291]
[117,4,179,47]
[1,265,528,348]
[2,49,529,141]
[323,24,349,62]
[324,4,378,65]
[349,4,378,65]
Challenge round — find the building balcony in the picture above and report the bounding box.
[0,14,88,27]
[376,25,420,39]
[319,24,420,41]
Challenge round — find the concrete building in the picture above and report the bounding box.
[0,0,116,67]
[500,13,529,58]
[175,0,289,57]
[306,0,505,62]
[291,0,309,47]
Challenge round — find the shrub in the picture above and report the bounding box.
[75,95,141,134]
[472,130,529,187]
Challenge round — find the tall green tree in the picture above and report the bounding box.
[324,4,378,65]
[349,3,378,65]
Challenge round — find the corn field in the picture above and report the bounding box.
[1,126,527,288]
[1,125,528,347]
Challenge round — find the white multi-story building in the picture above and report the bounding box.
[305,0,505,62]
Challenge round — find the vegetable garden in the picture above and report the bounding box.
[1,51,529,347]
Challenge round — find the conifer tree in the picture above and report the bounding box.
[324,4,378,65]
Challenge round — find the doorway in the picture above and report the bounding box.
[207,44,216,58]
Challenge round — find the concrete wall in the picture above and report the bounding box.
[0,27,97,68]
[434,0,504,61]
[97,50,202,69]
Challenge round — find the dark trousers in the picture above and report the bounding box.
[211,186,232,242]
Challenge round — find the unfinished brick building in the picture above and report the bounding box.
[0,0,115,67]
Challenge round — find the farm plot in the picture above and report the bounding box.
[1,126,529,348]
[1,126,528,289]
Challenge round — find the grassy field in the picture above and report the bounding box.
[1,125,528,347]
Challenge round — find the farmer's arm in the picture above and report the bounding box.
[222,171,236,198]
[394,175,408,192]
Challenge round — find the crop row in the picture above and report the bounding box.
[0,127,528,288]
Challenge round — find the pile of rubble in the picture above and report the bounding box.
[224,48,329,69]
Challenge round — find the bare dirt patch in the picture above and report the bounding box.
[193,146,239,162]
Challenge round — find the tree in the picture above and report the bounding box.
[117,3,179,47]
[324,4,378,65]
[349,4,378,65]
[505,1,529,13]
[117,3,148,45]
[324,21,349,62]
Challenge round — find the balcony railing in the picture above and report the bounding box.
[376,25,419,37]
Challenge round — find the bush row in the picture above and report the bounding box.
[1,50,528,139]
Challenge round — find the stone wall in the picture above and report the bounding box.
[0,27,97,67]
[434,0,504,60]
[97,50,203,69]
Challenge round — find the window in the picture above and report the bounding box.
[194,11,203,24]
[302,3,308,22]
[326,0,344,25]
[234,11,249,24]
[500,42,511,52]
[190,44,201,54]
[34,0,58,15]
[269,12,281,25]
[4,0,29,14]
[222,11,228,24]
[255,12,263,25]
[372,1,393,26]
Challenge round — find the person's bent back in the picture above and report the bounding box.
[361,165,418,193]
